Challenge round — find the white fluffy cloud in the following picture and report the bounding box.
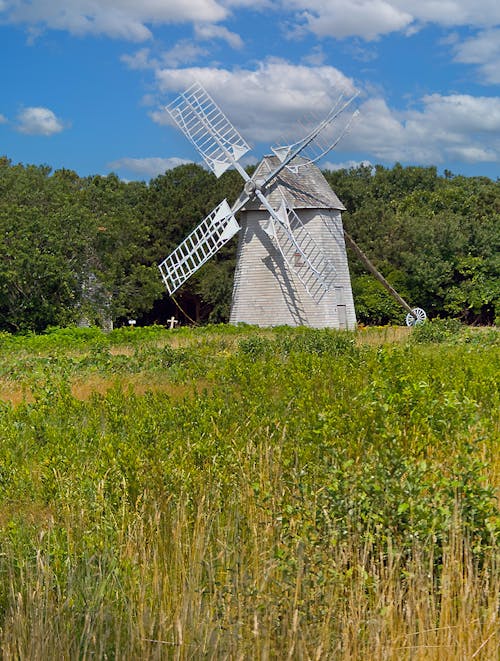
[194,23,244,48]
[394,0,500,28]
[291,0,413,41]
[0,0,228,40]
[121,25,243,71]
[153,60,357,143]
[287,0,500,40]
[16,107,65,135]
[323,159,373,171]
[0,114,7,124]
[348,94,500,164]
[150,62,500,166]
[121,48,155,70]
[452,29,500,84]
[161,42,209,68]
[108,156,192,177]
[3,0,500,44]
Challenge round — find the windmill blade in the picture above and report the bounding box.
[263,198,336,298]
[270,92,348,162]
[158,199,240,295]
[167,83,251,178]
[262,92,359,187]
[284,109,360,174]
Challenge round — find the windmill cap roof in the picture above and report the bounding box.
[241,155,346,212]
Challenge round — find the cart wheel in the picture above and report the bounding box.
[406,307,427,327]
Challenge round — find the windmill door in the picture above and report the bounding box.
[335,287,347,329]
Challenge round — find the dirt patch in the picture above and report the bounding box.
[70,375,210,401]
[0,375,212,406]
[356,326,411,345]
[0,501,56,529]
[0,383,33,406]
[108,346,135,356]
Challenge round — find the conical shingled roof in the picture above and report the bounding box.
[240,155,346,212]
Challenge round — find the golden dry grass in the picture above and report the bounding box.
[1,487,497,660]
[0,376,212,405]
[0,325,497,659]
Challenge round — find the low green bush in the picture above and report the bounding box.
[411,317,464,343]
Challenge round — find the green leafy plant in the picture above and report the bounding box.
[0,325,497,658]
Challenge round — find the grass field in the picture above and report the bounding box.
[0,322,498,659]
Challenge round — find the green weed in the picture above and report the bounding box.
[0,325,497,659]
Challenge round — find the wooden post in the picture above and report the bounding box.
[343,230,416,318]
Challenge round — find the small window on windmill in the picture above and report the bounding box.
[335,287,345,305]
[294,251,305,267]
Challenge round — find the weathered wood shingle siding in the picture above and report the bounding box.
[230,209,356,328]
[229,156,356,329]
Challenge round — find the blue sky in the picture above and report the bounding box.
[1,1,499,181]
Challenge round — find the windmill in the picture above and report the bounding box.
[158,83,426,328]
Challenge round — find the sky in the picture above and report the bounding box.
[1,0,500,182]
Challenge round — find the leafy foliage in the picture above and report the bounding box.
[1,155,499,330]
[0,326,498,657]
[325,163,500,324]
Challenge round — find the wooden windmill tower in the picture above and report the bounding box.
[159,83,426,328]
[230,155,356,328]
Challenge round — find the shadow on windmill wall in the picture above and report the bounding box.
[261,252,307,326]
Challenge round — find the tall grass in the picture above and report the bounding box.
[1,488,497,659]
[0,325,498,659]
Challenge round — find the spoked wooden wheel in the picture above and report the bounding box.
[406,307,427,326]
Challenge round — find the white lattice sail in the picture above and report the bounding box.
[271,95,359,173]
[158,200,240,295]
[167,83,250,178]
[266,201,336,298]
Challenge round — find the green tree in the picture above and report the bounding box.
[0,160,92,330]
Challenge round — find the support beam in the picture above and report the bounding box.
[343,230,416,318]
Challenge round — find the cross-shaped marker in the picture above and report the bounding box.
[167,316,178,329]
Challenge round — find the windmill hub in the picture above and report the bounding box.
[244,178,265,197]
[244,180,256,196]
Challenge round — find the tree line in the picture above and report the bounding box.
[0,155,498,332]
